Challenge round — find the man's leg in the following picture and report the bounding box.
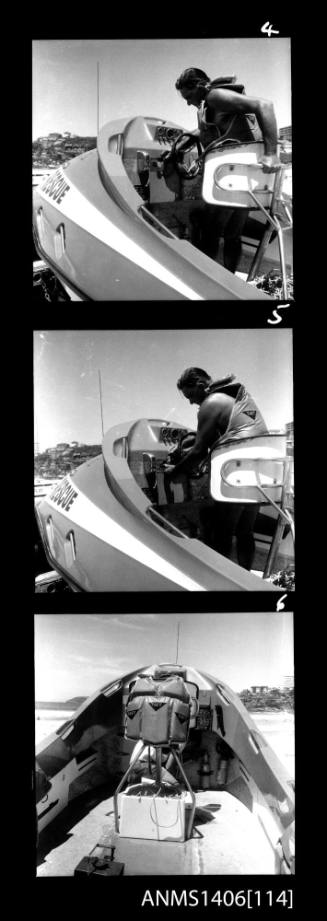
[191,206,229,261]
[200,504,242,560]
[223,209,249,273]
[235,505,260,570]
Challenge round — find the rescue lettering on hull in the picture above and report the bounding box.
[50,477,78,512]
[41,169,70,205]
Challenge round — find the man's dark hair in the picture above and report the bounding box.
[177,367,212,390]
[175,68,210,91]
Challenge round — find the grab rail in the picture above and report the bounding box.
[147,506,189,539]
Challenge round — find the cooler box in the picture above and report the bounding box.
[119,785,192,841]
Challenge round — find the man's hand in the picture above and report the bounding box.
[164,464,182,482]
[163,465,175,477]
[164,465,188,484]
[259,153,281,174]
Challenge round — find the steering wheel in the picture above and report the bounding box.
[169,132,203,179]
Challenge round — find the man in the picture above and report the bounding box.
[164,367,268,570]
[174,68,281,272]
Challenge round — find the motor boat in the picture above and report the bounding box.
[35,662,294,875]
[35,417,294,592]
[32,116,292,301]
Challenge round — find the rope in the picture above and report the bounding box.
[149,793,183,829]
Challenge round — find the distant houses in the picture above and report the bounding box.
[34,441,101,477]
[286,421,294,455]
[33,132,96,168]
[279,126,292,142]
[239,685,294,710]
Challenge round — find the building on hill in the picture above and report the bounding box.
[286,421,294,454]
[279,126,292,142]
[281,675,294,690]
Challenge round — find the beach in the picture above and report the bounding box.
[35,707,295,778]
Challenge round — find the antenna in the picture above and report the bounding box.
[175,622,181,665]
[97,62,100,135]
[98,369,104,439]
[34,412,39,456]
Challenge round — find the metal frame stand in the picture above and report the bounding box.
[254,462,294,579]
[220,455,294,578]
[246,168,292,298]
[113,742,196,840]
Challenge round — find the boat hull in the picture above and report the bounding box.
[33,137,272,301]
[35,665,294,873]
[35,452,276,592]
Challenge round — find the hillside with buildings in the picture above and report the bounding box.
[239,685,294,711]
[35,441,101,478]
[35,687,294,713]
[33,132,96,168]
[32,127,291,170]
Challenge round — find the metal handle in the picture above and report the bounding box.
[220,456,288,491]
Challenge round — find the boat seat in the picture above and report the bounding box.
[210,435,289,503]
[202,142,292,210]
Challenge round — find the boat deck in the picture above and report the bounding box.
[232,534,293,578]
[37,791,278,876]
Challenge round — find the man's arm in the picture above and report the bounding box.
[172,128,201,154]
[166,396,228,481]
[206,87,280,172]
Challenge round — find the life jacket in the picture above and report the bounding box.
[125,673,191,746]
[206,374,268,449]
[197,75,262,147]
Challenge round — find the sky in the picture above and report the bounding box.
[34,328,293,451]
[34,611,294,701]
[32,38,291,140]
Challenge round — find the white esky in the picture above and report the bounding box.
[33,38,291,140]
[34,612,294,701]
[34,329,293,451]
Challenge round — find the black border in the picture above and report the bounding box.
[27,16,301,910]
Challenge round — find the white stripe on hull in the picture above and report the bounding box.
[39,170,204,300]
[46,476,206,591]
